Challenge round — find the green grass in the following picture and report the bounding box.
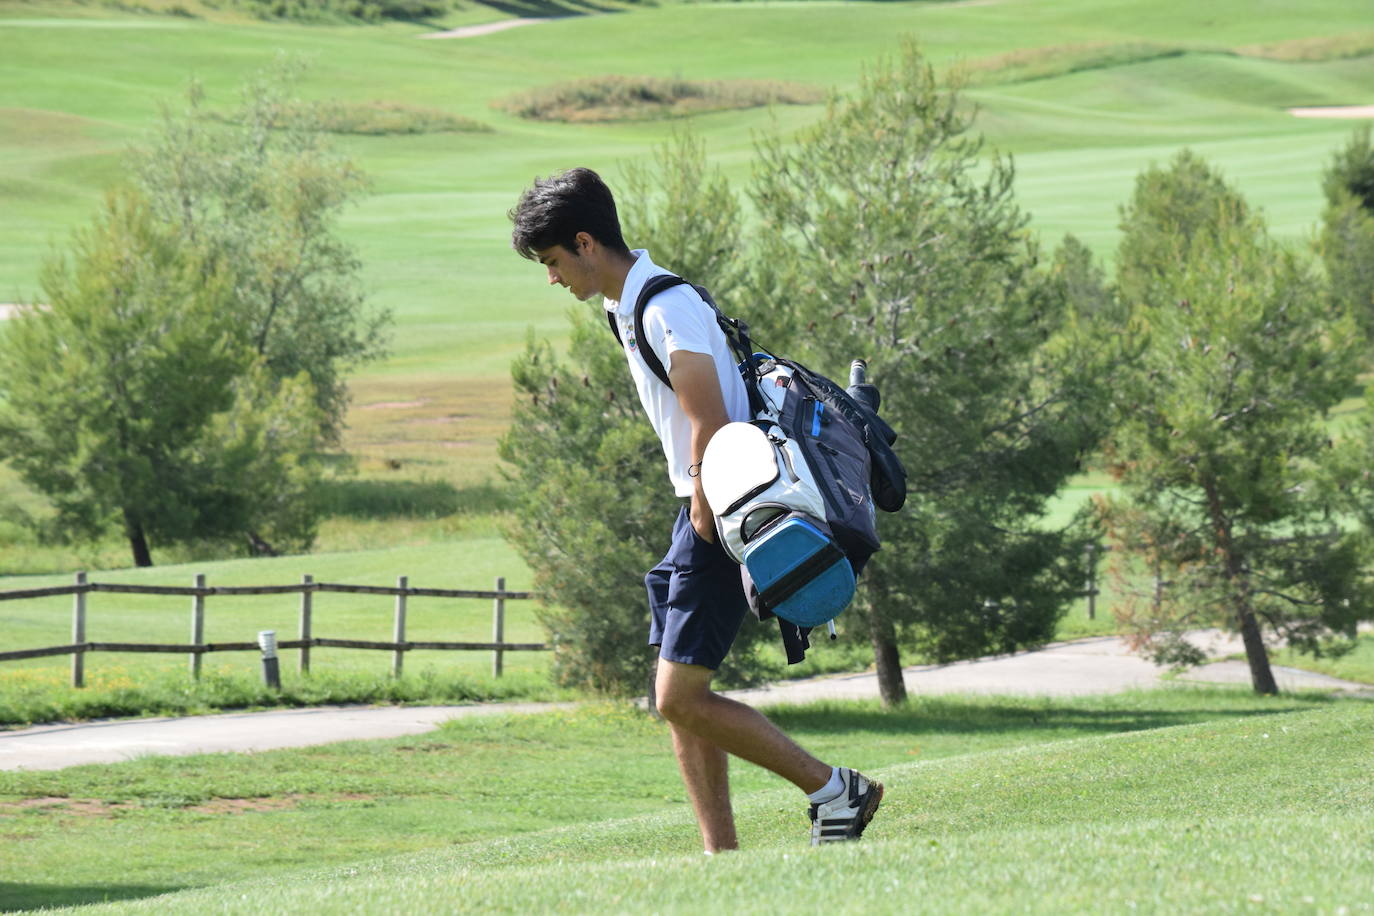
[0,538,877,725]
[1264,632,1374,686]
[3,0,1372,691]
[0,691,1365,912]
[0,540,547,714]
[0,664,566,726]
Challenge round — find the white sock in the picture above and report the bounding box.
[807,767,845,804]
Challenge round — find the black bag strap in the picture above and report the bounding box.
[606,274,686,389]
[607,273,768,416]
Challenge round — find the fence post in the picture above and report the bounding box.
[190,573,206,679]
[492,576,506,678]
[392,576,407,678]
[71,571,87,688]
[299,574,313,674]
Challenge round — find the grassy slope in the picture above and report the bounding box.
[1,1,1371,669]
[4,697,1365,913]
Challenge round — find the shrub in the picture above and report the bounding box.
[233,0,449,22]
[497,76,823,122]
[1236,32,1374,62]
[213,100,490,136]
[955,42,1185,87]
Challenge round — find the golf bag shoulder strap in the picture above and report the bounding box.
[606,274,688,389]
[607,274,768,417]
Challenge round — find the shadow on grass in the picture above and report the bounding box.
[313,479,511,520]
[0,883,187,911]
[766,693,1338,739]
[470,0,623,17]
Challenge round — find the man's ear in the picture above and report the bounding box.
[573,230,596,256]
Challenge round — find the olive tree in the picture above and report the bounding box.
[0,192,323,566]
[131,58,390,443]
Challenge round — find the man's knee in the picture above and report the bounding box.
[656,688,701,725]
[655,660,712,724]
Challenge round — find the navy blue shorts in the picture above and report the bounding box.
[646,506,749,670]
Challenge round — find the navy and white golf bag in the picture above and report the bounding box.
[611,273,907,633]
[702,356,902,629]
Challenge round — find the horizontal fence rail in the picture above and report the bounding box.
[0,574,544,687]
[0,582,535,601]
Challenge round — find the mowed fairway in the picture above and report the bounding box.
[0,695,1368,912]
[2,7,1372,911]
[2,0,1370,433]
[1,0,1371,718]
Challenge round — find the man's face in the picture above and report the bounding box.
[536,242,599,302]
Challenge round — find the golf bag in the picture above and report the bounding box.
[610,274,907,637]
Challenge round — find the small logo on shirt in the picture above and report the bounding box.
[626,331,638,352]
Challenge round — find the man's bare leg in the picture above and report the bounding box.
[669,723,737,852]
[656,658,832,847]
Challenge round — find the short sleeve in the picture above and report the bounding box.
[640,287,718,372]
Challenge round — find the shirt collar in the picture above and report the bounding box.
[603,249,662,316]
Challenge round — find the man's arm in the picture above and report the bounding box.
[668,350,731,542]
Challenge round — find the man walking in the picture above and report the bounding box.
[509,167,883,851]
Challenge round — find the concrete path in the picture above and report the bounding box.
[1,633,1367,772]
[727,630,1371,706]
[0,703,574,773]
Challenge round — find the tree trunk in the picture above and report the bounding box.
[871,623,906,707]
[1201,476,1276,695]
[861,570,906,706]
[1237,606,1278,696]
[123,509,153,568]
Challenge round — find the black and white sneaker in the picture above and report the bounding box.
[809,768,884,845]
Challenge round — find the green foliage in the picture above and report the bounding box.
[1102,151,1373,687]
[1324,126,1374,212]
[496,76,823,123]
[1115,148,1251,308]
[0,191,323,566]
[212,99,490,136]
[190,364,325,555]
[620,129,745,302]
[130,59,390,445]
[1048,233,1119,323]
[505,45,1116,691]
[232,0,448,23]
[1318,126,1374,333]
[746,41,1109,663]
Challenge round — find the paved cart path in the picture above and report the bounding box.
[1,632,1367,771]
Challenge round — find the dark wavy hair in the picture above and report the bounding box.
[509,167,631,261]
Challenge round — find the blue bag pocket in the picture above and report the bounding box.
[740,513,855,628]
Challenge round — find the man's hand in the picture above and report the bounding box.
[668,350,731,545]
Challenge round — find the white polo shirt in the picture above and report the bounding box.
[604,250,751,498]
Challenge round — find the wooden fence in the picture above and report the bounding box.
[0,574,545,687]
